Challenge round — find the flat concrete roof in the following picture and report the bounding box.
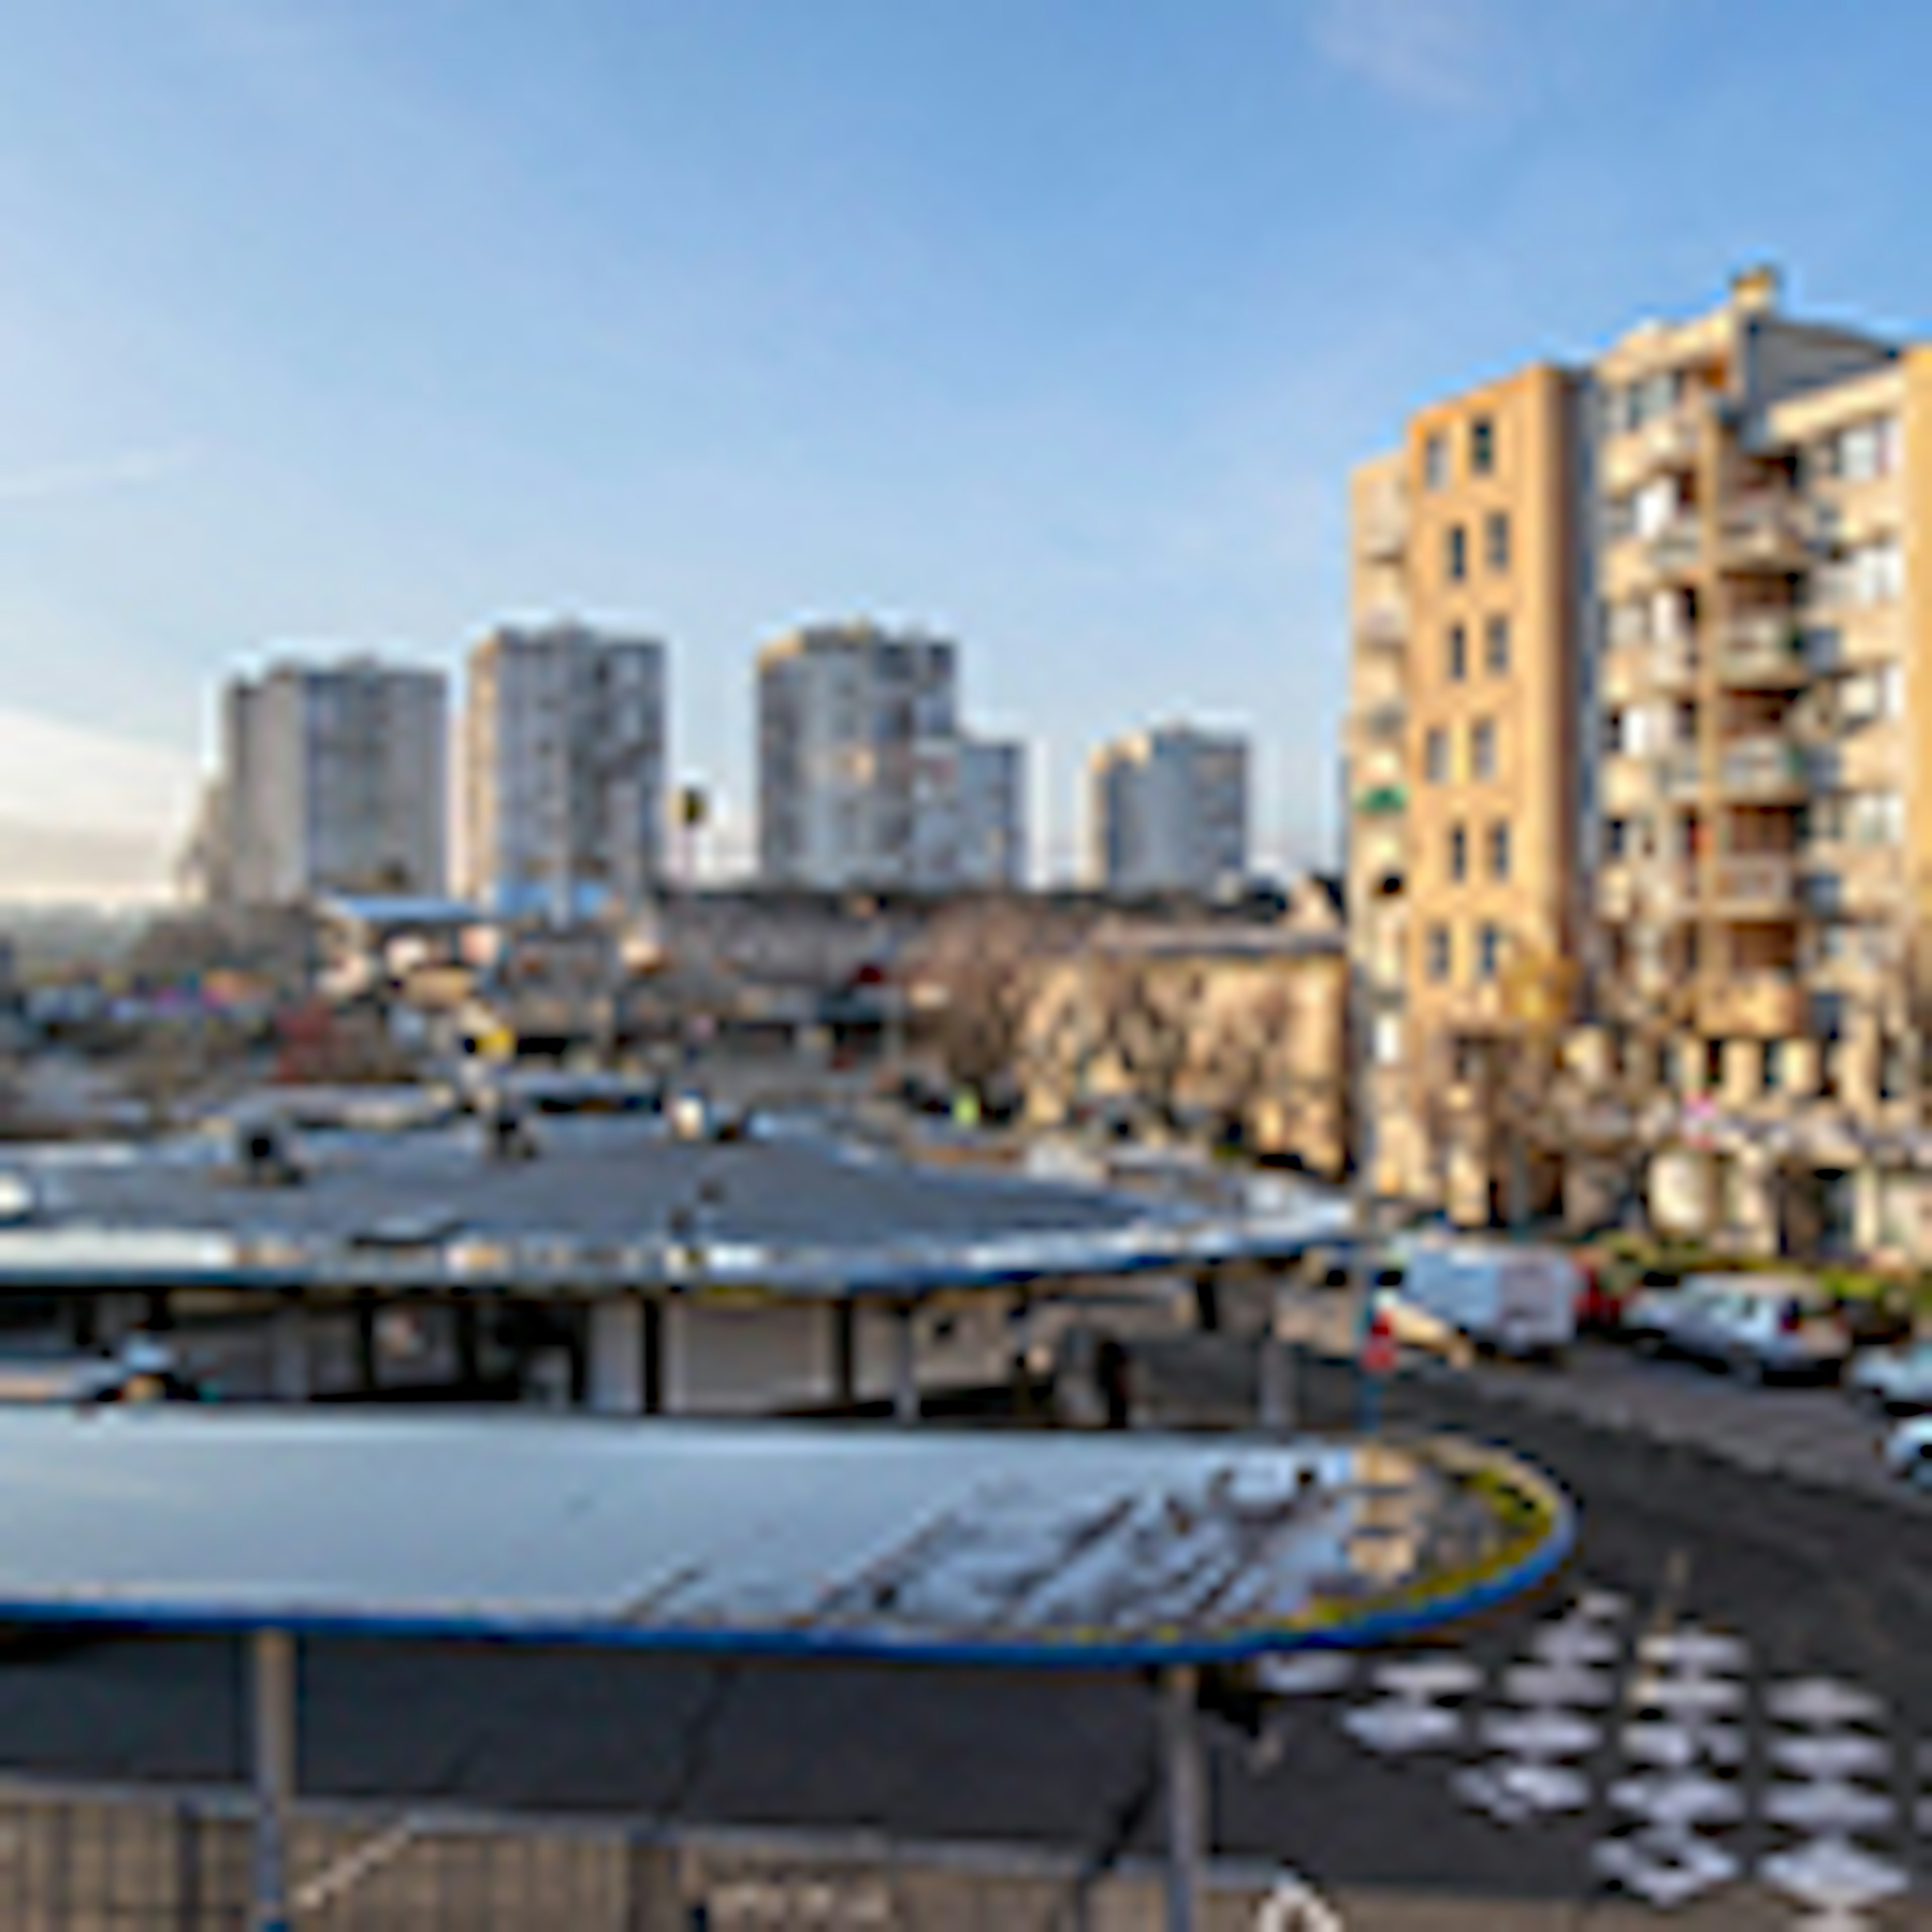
[0,1118,1349,1298]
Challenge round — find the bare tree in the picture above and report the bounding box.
[1191,982,1292,1149]
[906,901,1057,1109]
[1087,952,1205,1133]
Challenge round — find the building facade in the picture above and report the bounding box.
[211,659,448,906]
[1019,877,1347,1175]
[957,739,1027,890]
[756,622,1024,891]
[1348,267,1932,1258]
[464,622,668,921]
[1088,725,1249,897]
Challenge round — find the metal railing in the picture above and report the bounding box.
[1356,600,1407,650]
[1719,736,1808,798]
[1717,616,1807,684]
[1718,495,1809,570]
[1712,854,1796,908]
[0,1784,1290,1930]
[1357,501,1407,562]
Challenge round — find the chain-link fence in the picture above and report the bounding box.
[0,1784,1290,1930]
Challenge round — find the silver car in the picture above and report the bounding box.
[1848,1339,1932,1415]
[1632,1273,1849,1384]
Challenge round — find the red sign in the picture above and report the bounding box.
[1361,1310,1397,1378]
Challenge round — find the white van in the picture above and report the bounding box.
[1385,1238,1579,1360]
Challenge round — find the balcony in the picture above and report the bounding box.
[1600,859,1697,920]
[1800,845,1901,918]
[1357,599,1408,652]
[1600,752,1658,817]
[1355,698,1407,742]
[1649,638,1701,692]
[1718,736,1808,801]
[1718,495,1809,574]
[1717,615,1808,687]
[1699,973,1806,1039]
[1711,853,1797,914]
[1597,863,1636,922]
[1358,498,1408,564]
[1640,410,1701,471]
[1658,746,1704,798]
[1643,517,1703,579]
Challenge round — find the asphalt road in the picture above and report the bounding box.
[0,1364,1928,1926]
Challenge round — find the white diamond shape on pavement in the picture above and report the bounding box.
[1575,1588,1631,1622]
[1759,1837,1909,1914]
[1530,1622,1623,1667]
[1638,1628,1749,1672]
[1342,1701,1460,1754]
[1461,1760,1590,1816]
[1594,1829,1739,1909]
[1620,1720,1745,1768]
[1764,1781,1896,1835]
[1632,1673,1744,1717]
[1480,1709,1599,1760]
[1373,1657,1482,1700]
[1256,1653,1355,1698]
[1610,1772,1745,1829]
[1770,1734,1891,1781]
[1768,1680,1884,1729]
[1503,1663,1617,1708]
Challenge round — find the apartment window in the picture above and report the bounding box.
[1447,822,1468,882]
[1470,415,1496,476]
[1605,817,1628,860]
[1762,1041,1782,1094]
[1815,415,1901,486]
[1426,923,1452,982]
[1476,922,1503,982]
[1489,820,1511,881]
[1423,726,1448,783]
[1446,623,1467,682]
[1423,431,1448,492]
[1485,509,1511,573]
[1471,717,1497,781]
[1445,523,1468,584]
[1813,536,1905,610]
[1485,612,1510,675]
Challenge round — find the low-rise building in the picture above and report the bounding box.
[1019,878,1346,1174]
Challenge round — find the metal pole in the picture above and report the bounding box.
[832,1299,857,1410]
[1348,958,1381,1425]
[1161,1663,1204,1932]
[892,1302,919,1424]
[1257,1276,1290,1431]
[251,1627,296,1932]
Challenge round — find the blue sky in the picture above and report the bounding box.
[4,0,1931,895]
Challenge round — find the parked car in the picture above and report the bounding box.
[1846,1339,1932,1415]
[1628,1273,1850,1383]
[1831,1294,1914,1350]
[1575,1253,1680,1336]
[1382,1238,1579,1360]
[1881,1414,1932,1488]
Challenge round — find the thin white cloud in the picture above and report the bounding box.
[1307,0,1501,109]
[0,442,201,504]
[0,706,197,838]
